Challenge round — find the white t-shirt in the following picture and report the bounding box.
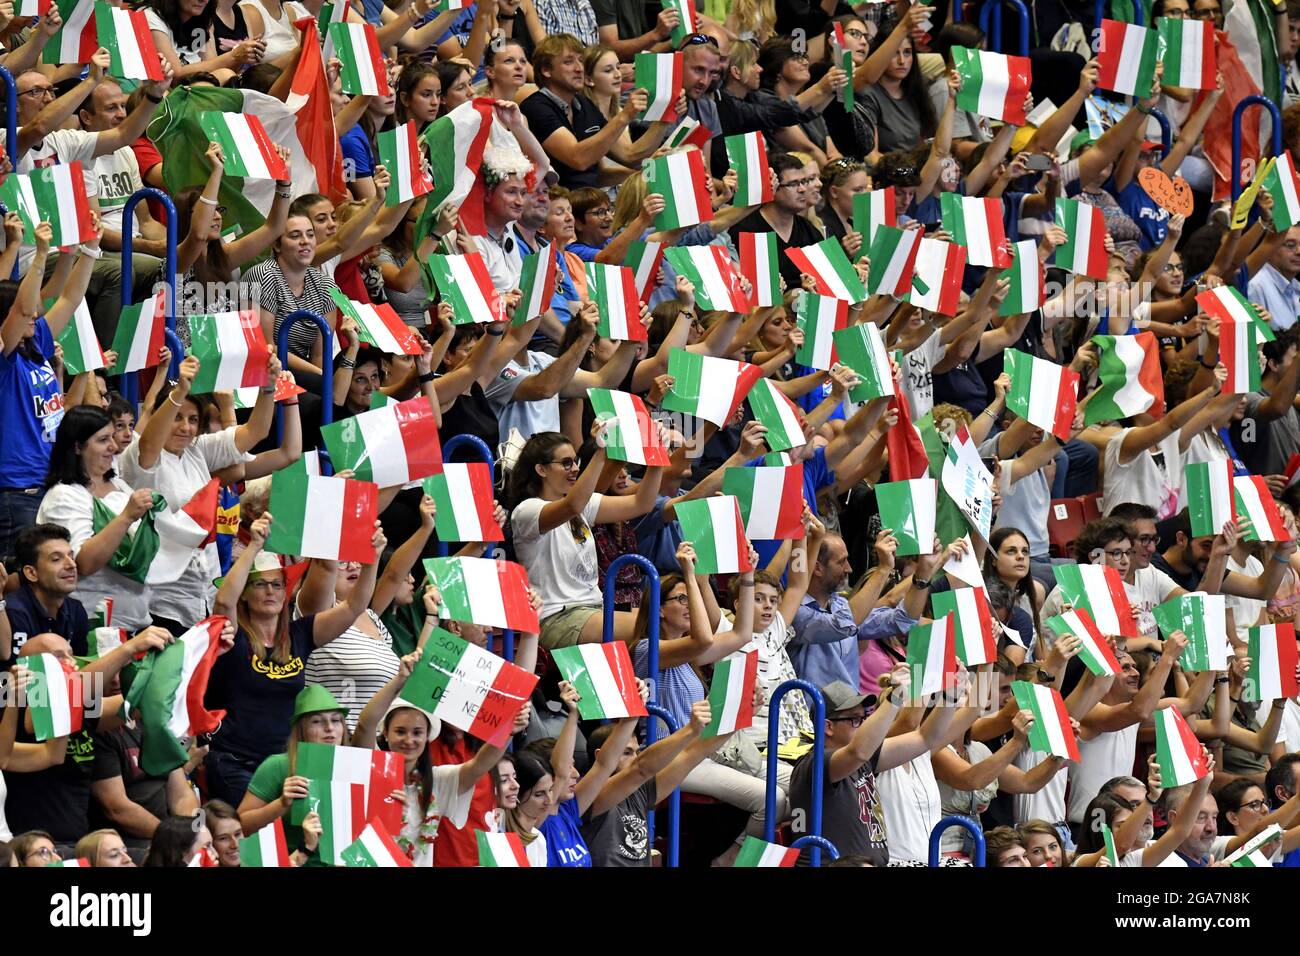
[510,494,604,619]
[483,350,561,445]
[36,479,152,631]
[1012,747,1067,826]
[876,752,940,863]
[87,148,146,236]
[1278,697,1300,750]
[1126,565,1181,638]
[522,828,549,867]
[1067,724,1139,825]
[1226,554,1267,637]
[900,330,943,422]
[1103,428,1182,520]
[237,0,309,60]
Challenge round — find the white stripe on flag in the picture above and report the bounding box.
[922,619,949,693]
[608,389,648,465]
[1110,335,1150,411]
[697,360,741,424]
[443,466,484,540]
[459,557,508,628]
[975,53,1011,120]
[1031,683,1069,756]
[665,151,700,222]
[746,468,786,538]
[357,304,405,353]
[1115,26,1147,94]
[691,249,732,307]
[40,655,71,736]
[344,24,381,93]
[226,117,272,180]
[253,826,281,864]
[324,780,355,860]
[164,627,212,738]
[645,55,676,120]
[806,297,837,369]
[432,638,500,717]
[299,476,346,557]
[1027,359,1063,428]
[50,168,80,239]
[742,134,764,204]
[578,644,626,716]
[481,831,524,866]
[756,842,790,867]
[1072,204,1096,273]
[111,8,147,79]
[1178,21,1203,83]
[392,124,415,191]
[1227,321,1253,387]
[212,313,250,389]
[356,828,392,864]
[706,496,739,570]
[356,405,411,486]
[801,244,851,300]
[601,266,630,338]
[1258,627,1282,700]
[961,197,995,266]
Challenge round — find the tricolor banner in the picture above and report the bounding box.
[747,377,806,452]
[1049,565,1137,641]
[1153,705,1211,787]
[476,830,529,867]
[702,645,758,738]
[586,262,646,341]
[90,486,217,586]
[422,556,541,634]
[428,251,505,324]
[341,820,412,867]
[232,377,306,409]
[722,463,806,540]
[516,248,558,325]
[321,396,443,487]
[952,45,1032,125]
[293,743,406,837]
[1157,17,1215,89]
[1004,348,1078,441]
[738,232,781,307]
[376,120,434,207]
[185,310,271,393]
[646,148,713,230]
[1218,318,1262,394]
[831,321,894,401]
[907,614,957,700]
[1097,19,1159,97]
[734,835,798,867]
[422,463,503,543]
[1195,285,1275,342]
[725,131,774,207]
[1260,150,1300,231]
[940,423,995,538]
[588,387,671,466]
[399,624,540,747]
[662,0,698,46]
[634,52,683,123]
[997,238,1046,317]
[239,819,291,867]
[329,288,423,355]
[550,642,648,721]
[52,303,102,377]
[197,112,291,181]
[95,2,164,81]
[673,495,753,575]
[418,97,518,238]
[26,653,84,741]
[931,586,997,665]
[1186,460,1237,537]
[660,348,763,428]
[42,0,96,65]
[866,224,922,298]
[940,193,1010,268]
[906,236,967,315]
[663,245,750,313]
[1011,679,1081,761]
[852,188,897,254]
[1086,332,1165,424]
[786,237,867,303]
[1153,592,1230,672]
[329,22,390,95]
[108,291,167,376]
[664,116,712,151]
[1245,623,1300,703]
[26,162,96,248]
[793,292,847,370]
[1054,197,1109,278]
[625,240,665,300]
[1234,475,1289,542]
[875,478,938,556]
[264,466,379,563]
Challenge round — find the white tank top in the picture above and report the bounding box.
[876,752,940,864]
[239,0,308,60]
[1067,723,1139,825]
[1012,747,1067,826]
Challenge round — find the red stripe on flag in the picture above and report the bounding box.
[1003,55,1032,125]
[66,162,95,244]
[602,642,648,717]
[145,289,166,364]
[733,650,758,730]
[709,245,750,311]
[402,121,433,196]
[64,661,84,734]
[935,242,967,313]
[497,560,540,632]
[732,500,754,572]
[338,480,379,563]
[1278,623,1300,697]
[237,310,271,387]
[469,655,540,747]
[464,248,504,320]
[1218,319,1247,392]
[459,98,502,236]
[1050,687,1082,761]
[182,478,218,542]
[1134,331,1166,417]
[504,831,531,866]
[728,361,767,423]
[668,54,684,120]
[126,10,164,81]
[244,116,290,181]
[537,249,560,306]
[979,196,1013,268]
[367,751,405,835]
[684,148,714,223]
[1172,707,1210,776]
[973,589,998,663]
[1096,20,1128,92]
[618,266,647,338]
[1050,366,1079,441]
[751,134,773,203]
[938,616,958,690]
[361,25,390,96]
[1083,204,1109,278]
[738,232,767,300]
[774,467,806,539]
[465,462,499,537]
[1197,21,1216,89]
[348,783,366,841]
[367,820,413,866]
[184,618,227,735]
[77,15,98,61]
[291,18,348,206]
[393,397,444,477]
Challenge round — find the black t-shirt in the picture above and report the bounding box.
[590,0,650,37]
[5,716,100,843]
[789,748,889,867]
[810,61,870,160]
[728,208,824,290]
[438,380,499,455]
[204,615,318,763]
[3,583,87,664]
[89,724,169,847]
[520,90,609,189]
[212,4,248,54]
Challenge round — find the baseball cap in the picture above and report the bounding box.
[821,680,877,714]
[1140,140,1164,152]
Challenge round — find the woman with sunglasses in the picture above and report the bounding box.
[817,157,870,251]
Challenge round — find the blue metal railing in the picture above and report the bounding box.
[929,814,986,867]
[164,327,182,381]
[274,310,334,468]
[764,679,827,866]
[790,835,840,863]
[119,189,177,409]
[1148,107,1171,160]
[978,0,1029,56]
[603,554,661,702]
[1232,95,1282,202]
[645,703,681,868]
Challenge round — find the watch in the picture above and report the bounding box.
[912,576,932,589]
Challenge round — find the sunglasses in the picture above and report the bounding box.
[681,33,720,49]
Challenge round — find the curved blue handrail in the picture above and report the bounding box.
[764,680,827,865]
[978,0,1029,56]
[164,327,182,381]
[603,554,661,704]
[1232,95,1282,202]
[274,310,333,466]
[119,189,177,409]
[928,814,986,867]
[438,434,496,558]
[789,834,840,864]
[645,703,681,868]
[1148,107,1171,159]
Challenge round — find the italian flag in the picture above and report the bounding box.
[26,162,96,248]
[831,22,854,111]
[832,321,894,401]
[738,232,781,307]
[1153,706,1210,787]
[1235,475,1289,542]
[328,22,389,96]
[722,463,806,540]
[420,98,518,237]
[663,245,750,313]
[1152,592,1229,671]
[1101,822,1119,867]
[647,148,713,230]
[1157,17,1215,89]
[793,292,847,370]
[476,831,530,867]
[702,646,758,738]
[26,653,83,741]
[423,556,541,633]
[660,348,763,428]
[940,193,1010,268]
[907,236,967,315]
[931,586,997,666]
[1054,198,1108,278]
[747,377,806,452]
[232,377,305,409]
[19,0,52,16]
[1245,623,1300,703]
[1185,460,1237,537]
[1195,285,1274,342]
[264,467,379,563]
[664,116,712,151]
[55,300,105,375]
[786,237,867,304]
[866,224,922,298]
[1048,567,1136,645]
[198,112,290,181]
[91,484,219,585]
[121,616,228,774]
[42,0,96,65]
[1003,348,1078,441]
[725,131,773,207]
[674,496,753,574]
[330,288,422,355]
[588,387,670,466]
[1011,679,1081,761]
[307,778,366,865]
[634,52,682,123]
[186,311,271,393]
[109,289,166,375]
[734,835,798,867]
[952,45,1032,125]
[626,240,665,300]
[317,0,347,60]
[47,858,91,868]
[240,819,291,867]
[586,262,645,341]
[95,3,164,81]
[1086,332,1165,424]
[294,742,404,837]
[1097,19,1159,97]
[288,18,348,209]
[998,238,1045,317]
[1261,150,1300,231]
[320,396,443,488]
[422,463,503,543]
[1226,824,1284,866]
[907,614,957,700]
[1218,318,1261,393]
[400,623,540,747]
[516,248,557,325]
[662,0,698,45]
[875,478,938,556]
[428,251,504,325]
[550,642,648,721]
[852,189,897,253]
[377,120,433,207]
[341,821,413,868]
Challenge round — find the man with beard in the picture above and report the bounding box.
[4,524,87,662]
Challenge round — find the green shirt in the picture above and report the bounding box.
[246,752,327,866]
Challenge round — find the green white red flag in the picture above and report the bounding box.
[664,245,750,312]
[1261,150,1300,230]
[419,98,517,237]
[662,0,697,45]
[198,112,290,180]
[422,556,541,633]
[907,614,957,700]
[738,232,781,307]
[674,496,753,575]
[1245,623,1300,703]
[25,653,83,741]
[831,321,894,401]
[233,377,306,409]
[1153,705,1210,787]
[1195,285,1275,341]
[1054,197,1108,278]
[1046,605,1125,674]
[1097,19,1159,97]
[635,52,683,123]
[626,240,665,300]
[186,311,271,393]
[907,236,967,314]
[646,148,713,230]
[108,289,166,375]
[477,830,530,867]
[328,22,389,96]
[940,193,1010,268]
[42,0,96,65]
[239,819,292,867]
[831,22,854,111]
[940,423,994,538]
[734,835,798,867]
[1157,16,1215,89]
[550,642,648,720]
[329,288,423,355]
[931,586,997,665]
[702,645,758,738]
[90,484,218,586]
[852,189,897,253]
[1003,348,1078,441]
[660,348,763,427]
[586,263,645,341]
[725,131,774,206]
[1186,460,1236,537]
[1152,592,1229,671]
[1087,332,1165,423]
[341,821,412,867]
[294,742,405,836]
[786,237,867,303]
[428,251,505,324]
[722,463,806,540]
[376,120,434,207]
[56,300,105,375]
[422,463,503,542]
[320,396,443,487]
[866,224,922,297]
[952,45,1032,125]
[95,2,164,81]
[264,466,379,563]
[747,377,806,452]
[875,478,938,556]
[1011,679,1081,761]
[664,116,712,151]
[588,387,671,466]
[998,238,1045,316]
[1225,824,1284,866]
[1218,318,1262,393]
[1235,475,1289,541]
[399,624,540,747]
[793,292,847,370]
[516,249,558,325]
[47,858,91,868]
[24,162,96,247]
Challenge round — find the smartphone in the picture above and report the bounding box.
[981,456,998,473]
[1025,154,1053,172]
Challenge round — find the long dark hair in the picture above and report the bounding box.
[45,405,114,489]
[503,751,552,844]
[1075,793,1136,854]
[136,0,213,37]
[380,706,434,818]
[142,815,203,867]
[397,60,439,125]
[175,186,233,289]
[867,28,936,139]
[631,572,685,647]
[506,431,576,510]
[984,527,1042,644]
[0,280,44,362]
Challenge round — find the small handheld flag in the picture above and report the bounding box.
[940,193,1010,268]
[1003,348,1078,441]
[329,288,423,355]
[793,292,847,371]
[423,556,541,633]
[931,586,997,665]
[663,245,750,313]
[785,237,867,303]
[1152,592,1229,672]
[738,232,781,307]
[998,238,1046,317]
[198,113,290,181]
[673,496,753,575]
[660,349,763,428]
[1186,460,1236,537]
[1156,17,1215,90]
[907,615,957,700]
[329,22,390,96]
[1086,332,1165,424]
[341,820,412,867]
[634,52,683,123]
[516,248,558,325]
[320,396,442,488]
[588,388,671,466]
[95,2,164,81]
[646,148,713,230]
[585,263,645,341]
[1153,706,1210,787]
[874,478,938,556]
[1244,623,1300,703]
[422,463,503,543]
[952,46,1032,125]
[427,251,505,324]
[377,121,434,207]
[722,463,806,541]
[866,224,922,297]
[1054,197,1108,278]
[747,378,806,452]
[734,835,799,867]
[852,189,897,254]
[108,289,166,376]
[551,642,648,720]
[1011,680,1081,761]
[725,131,774,207]
[477,830,530,867]
[264,468,379,563]
[1096,19,1159,97]
[831,321,894,401]
[701,647,758,738]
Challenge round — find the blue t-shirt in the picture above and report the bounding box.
[1117,180,1167,250]
[540,798,592,867]
[339,124,375,181]
[567,240,604,262]
[0,317,62,487]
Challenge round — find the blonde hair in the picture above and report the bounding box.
[731,0,776,42]
[75,829,120,866]
[612,169,649,234]
[728,39,758,82]
[787,150,825,234]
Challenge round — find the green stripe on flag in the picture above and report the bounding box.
[91,494,166,584]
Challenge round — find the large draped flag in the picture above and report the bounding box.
[91,486,218,586]
[1087,332,1165,423]
[952,46,1031,125]
[321,396,443,487]
[660,349,763,427]
[288,18,348,207]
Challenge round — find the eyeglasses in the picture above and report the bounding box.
[1236,798,1268,813]
[1162,7,1188,16]
[1161,262,1183,273]
[1282,240,1300,251]
[829,714,866,727]
[1189,6,1221,18]
[249,579,286,592]
[549,456,579,470]
[1104,548,1135,560]
[20,86,55,99]
[588,207,614,219]
[844,27,868,39]
[682,33,720,48]
[664,593,690,607]
[778,176,817,190]
[215,205,227,215]
[1137,534,1161,547]
[26,847,56,862]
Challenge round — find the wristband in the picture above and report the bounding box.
[282,401,299,407]
[338,357,355,370]
[1215,675,1230,685]
[1144,791,1159,806]
[1230,696,1242,704]
[78,244,103,260]
[167,390,184,407]
[197,195,219,206]
[1037,673,1055,685]
[418,370,436,383]
[1273,551,1292,564]
[485,327,506,336]
[145,91,163,104]
[912,576,931,589]
[1200,358,1215,369]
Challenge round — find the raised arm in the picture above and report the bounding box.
[312,524,387,647]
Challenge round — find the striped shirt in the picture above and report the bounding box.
[534,0,599,44]
[303,610,399,731]
[243,259,340,362]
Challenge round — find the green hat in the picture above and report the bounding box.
[1069,129,1097,157]
[291,685,348,725]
